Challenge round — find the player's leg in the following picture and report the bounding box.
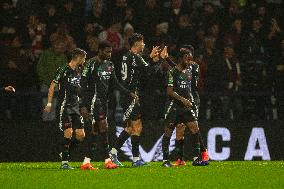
[131,117,148,166]
[162,122,175,167]
[186,121,208,166]
[81,123,99,170]
[109,97,137,166]
[173,123,186,166]
[98,112,117,169]
[69,111,96,170]
[193,103,209,162]
[60,120,74,169]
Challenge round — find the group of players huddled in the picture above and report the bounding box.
[44,33,209,170]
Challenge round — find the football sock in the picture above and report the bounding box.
[100,131,109,160]
[191,133,201,158]
[87,134,98,159]
[175,139,184,160]
[131,135,140,160]
[114,130,130,150]
[198,131,206,152]
[62,137,72,162]
[162,135,171,160]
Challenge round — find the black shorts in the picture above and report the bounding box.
[164,100,176,123]
[121,95,141,121]
[57,103,84,131]
[90,97,107,124]
[175,106,198,124]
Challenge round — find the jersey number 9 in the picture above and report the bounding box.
[121,62,127,80]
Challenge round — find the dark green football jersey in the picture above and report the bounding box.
[53,64,81,106]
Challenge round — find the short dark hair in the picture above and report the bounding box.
[98,41,112,51]
[70,48,86,59]
[179,44,194,57]
[128,33,144,47]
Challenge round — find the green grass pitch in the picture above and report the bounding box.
[0,161,283,189]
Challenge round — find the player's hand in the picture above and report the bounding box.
[181,98,192,108]
[80,107,90,118]
[130,92,139,101]
[4,86,15,92]
[149,46,160,59]
[160,46,168,59]
[43,105,52,113]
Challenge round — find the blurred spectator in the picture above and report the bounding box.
[207,22,223,49]
[224,17,244,54]
[50,23,76,53]
[166,0,189,40]
[98,19,123,53]
[242,17,266,61]
[0,35,37,120]
[173,14,195,47]
[85,36,99,58]
[86,0,107,35]
[272,37,284,119]
[59,0,84,44]
[26,14,46,58]
[37,39,68,121]
[0,0,19,46]
[122,22,134,50]
[218,44,242,120]
[42,4,61,47]
[136,0,166,38]
[107,0,128,21]
[196,36,221,120]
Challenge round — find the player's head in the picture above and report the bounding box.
[129,33,145,53]
[98,42,112,60]
[178,45,194,66]
[70,48,87,65]
[98,41,112,60]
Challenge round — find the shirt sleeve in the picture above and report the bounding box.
[53,65,66,84]
[111,63,131,95]
[80,60,93,108]
[167,69,174,87]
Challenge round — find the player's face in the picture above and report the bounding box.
[77,55,86,66]
[102,47,112,60]
[135,40,145,53]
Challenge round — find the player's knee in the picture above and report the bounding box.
[91,123,99,135]
[99,119,108,133]
[176,124,185,140]
[188,121,199,134]
[164,124,174,137]
[132,120,142,135]
[75,129,85,141]
[125,126,133,135]
[64,128,73,138]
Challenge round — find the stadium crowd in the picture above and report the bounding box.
[0,0,284,121]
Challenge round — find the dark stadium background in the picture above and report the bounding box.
[0,0,283,162]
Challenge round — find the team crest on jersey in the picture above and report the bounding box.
[107,66,112,72]
[68,75,81,85]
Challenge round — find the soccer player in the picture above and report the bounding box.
[44,48,87,169]
[80,42,136,169]
[109,33,160,167]
[162,46,209,167]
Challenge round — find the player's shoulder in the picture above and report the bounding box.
[57,64,68,73]
[122,51,133,61]
[86,57,97,65]
[169,66,178,74]
[191,62,199,69]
